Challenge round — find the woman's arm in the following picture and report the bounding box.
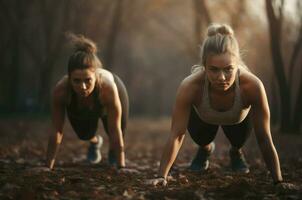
[158,81,194,179]
[46,87,65,169]
[103,81,125,168]
[250,80,283,183]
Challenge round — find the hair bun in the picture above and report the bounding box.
[66,32,97,54]
[207,24,234,37]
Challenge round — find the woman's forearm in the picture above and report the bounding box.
[258,139,283,182]
[111,129,125,167]
[46,132,63,169]
[159,134,185,178]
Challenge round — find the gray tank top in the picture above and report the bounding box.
[195,70,251,125]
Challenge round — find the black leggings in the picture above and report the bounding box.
[68,74,129,140]
[187,107,252,149]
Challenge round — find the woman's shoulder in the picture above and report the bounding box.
[97,68,115,87]
[181,69,205,89]
[52,75,69,104]
[177,70,205,101]
[97,68,114,79]
[240,70,264,89]
[97,68,115,88]
[97,69,117,103]
[239,69,266,102]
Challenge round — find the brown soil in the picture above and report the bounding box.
[0,118,301,200]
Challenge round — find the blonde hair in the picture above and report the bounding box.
[192,23,248,73]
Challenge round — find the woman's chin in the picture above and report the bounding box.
[214,85,231,92]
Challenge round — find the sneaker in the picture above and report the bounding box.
[189,142,215,171]
[87,135,103,164]
[229,147,249,173]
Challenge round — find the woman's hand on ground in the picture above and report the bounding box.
[145,177,167,186]
[275,182,300,192]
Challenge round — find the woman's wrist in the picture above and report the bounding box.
[46,159,54,169]
[156,175,166,180]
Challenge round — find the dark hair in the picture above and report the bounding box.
[66,33,102,75]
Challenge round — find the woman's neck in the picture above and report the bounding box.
[76,92,95,108]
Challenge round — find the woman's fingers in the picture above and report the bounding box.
[275,182,300,192]
[145,178,167,186]
[24,167,51,175]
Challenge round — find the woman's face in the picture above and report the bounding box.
[205,53,238,92]
[69,69,97,98]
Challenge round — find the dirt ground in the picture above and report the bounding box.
[0,117,301,200]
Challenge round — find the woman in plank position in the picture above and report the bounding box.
[149,24,287,187]
[46,34,128,169]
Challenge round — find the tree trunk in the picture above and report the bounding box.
[36,0,70,112]
[292,77,302,133]
[270,77,279,125]
[8,36,21,112]
[193,0,212,61]
[103,0,124,69]
[269,33,291,131]
[265,0,292,132]
[38,65,52,112]
[7,1,26,112]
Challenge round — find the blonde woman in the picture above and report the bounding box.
[149,24,288,187]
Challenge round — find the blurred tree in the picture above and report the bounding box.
[193,0,212,54]
[0,0,300,121]
[0,0,31,112]
[36,0,74,111]
[0,0,126,113]
[102,0,124,68]
[265,0,302,133]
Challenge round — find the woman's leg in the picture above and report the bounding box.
[67,116,103,163]
[101,74,129,165]
[221,115,252,149]
[221,115,252,173]
[187,107,218,171]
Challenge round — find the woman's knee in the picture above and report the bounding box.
[222,123,252,148]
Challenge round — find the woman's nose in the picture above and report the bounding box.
[217,71,226,81]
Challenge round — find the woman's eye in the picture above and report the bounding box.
[85,78,92,83]
[224,68,233,73]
